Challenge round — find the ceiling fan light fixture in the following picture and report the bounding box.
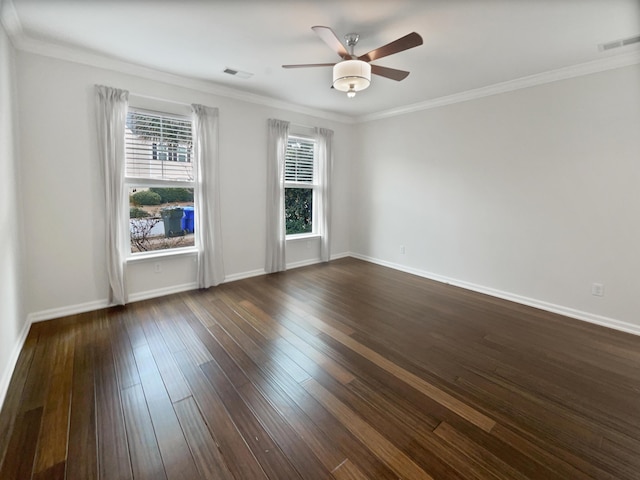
[333,60,371,96]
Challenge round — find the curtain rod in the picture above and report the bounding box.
[128,92,192,107]
[290,122,317,131]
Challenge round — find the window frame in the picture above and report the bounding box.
[284,134,319,238]
[125,107,198,258]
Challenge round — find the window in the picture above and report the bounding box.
[285,135,317,235]
[125,108,196,254]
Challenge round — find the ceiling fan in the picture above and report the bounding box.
[283,26,423,98]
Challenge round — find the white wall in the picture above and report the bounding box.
[0,22,27,404]
[16,51,353,318]
[11,43,640,340]
[352,64,640,330]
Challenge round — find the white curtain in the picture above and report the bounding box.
[95,85,129,305]
[192,104,225,288]
[316,127,334,262]
[265,119,289,272]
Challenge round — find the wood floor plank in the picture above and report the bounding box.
[110,309,141,389]
[122,304,149,349]
[234,380,338,479]
[220,295,356,390]
[94,324,133,480]
[32,461,66,480]
[121,383,167,480]
[434,421,530,480]
[199,358,305,480]
[18,322,58,414]
[331,459,369,480]
[66,318,98,480]
[140,304,192,403]
[231,295,356,384]
[173,349,269,480]
[302,377,433,480]
[0,407,43,480]
[462,366,639,478]
[32,321,75,476]
[455,371,612,479]
[312,370,473,480]
[491,423,612,480]
[131,343,201,480]
[0,324,38,468]
[172,396,236,480]
[203,293,311,383]
[161,300,214,365]
[235,276,356,336]
[298,310,497,432]
[197,313,352,473]
[600,435,640,471]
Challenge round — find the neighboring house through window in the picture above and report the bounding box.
[125,108,197,254]
[285,135,317,236]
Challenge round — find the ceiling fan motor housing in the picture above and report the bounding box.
[333,60,371,93]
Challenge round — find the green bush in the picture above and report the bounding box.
[149,187,194,203]
[129,207,150,218]
[131,190,162,206]
[285,188,313,234]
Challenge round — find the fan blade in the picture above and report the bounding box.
[358,32,423,62]
[312,26,350,59]
[282,63,336,68]
[371,64,410,81]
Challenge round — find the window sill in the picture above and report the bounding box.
[127,247,198,263]
[286,233,321,242]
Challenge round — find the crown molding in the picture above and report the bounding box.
[357,49,640,123]
[0,0,22,41]
[5,26,355,125]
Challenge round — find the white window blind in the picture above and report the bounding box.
[125,109,193,182]
[285,137,315,184]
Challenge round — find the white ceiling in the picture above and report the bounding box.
[3,0,640,118]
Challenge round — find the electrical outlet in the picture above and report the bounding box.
[400,245,406,255]
[591,283,604,297]
[154,262,162,273]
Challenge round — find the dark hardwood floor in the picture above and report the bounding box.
[1,257,639,479]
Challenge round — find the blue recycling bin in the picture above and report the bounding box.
[181,206,195,233]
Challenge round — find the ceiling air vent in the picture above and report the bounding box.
[598,34,640,51]
[223,67,253,79]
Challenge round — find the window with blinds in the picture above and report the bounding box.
[125,109,193,182]
[285,137,315,184]
[125,107,196,255]
[285,135,316,235]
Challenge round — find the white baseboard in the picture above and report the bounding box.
[350,253,640,337]
[286,258,323,270]
[224,268,266,283]
[128,282,198,303]
[0,318,31,410]
[223,251,350,282]
[281,251,351,271]
[25,252,640,339]
[27,299,111,324]
[330,252,351,261]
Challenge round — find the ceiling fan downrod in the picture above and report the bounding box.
[344,33,359,58]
